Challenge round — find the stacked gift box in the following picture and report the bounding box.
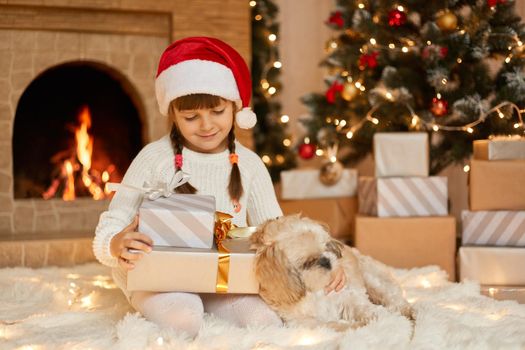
[278,168,358,242]
[125,192,259,294]
[354,132,456,281]
[459,137,525,303]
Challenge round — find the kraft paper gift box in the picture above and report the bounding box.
[459,247,525,285]
[473,138,525,160]
[358,176,448,217]
[127,238,259,293]
[481,285,525,304]
[280,168,358,200]
[374,132,429,177]
[279,196,358,241]
[462,210,525,247]
[469,160,525,211]
[138,194,216,249]
[354,216,456,281]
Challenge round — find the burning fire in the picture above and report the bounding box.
[43,106,115,201]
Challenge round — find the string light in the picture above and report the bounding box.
[273,61,282,68]
[315,149,324,156]
[304,136,310,144]
[402,46,409,53]
[371,117,379,124]
[358,3,365,9]
[268,86,276,95]
[249,0,257,6]
[254,14,262,21]
[268,33,277,42]
[463,164,470,172]
[283,138,291,147]
[411,115,418,127]
[370,38,377,45]
[346,131,354,139]
[262,155,271,164]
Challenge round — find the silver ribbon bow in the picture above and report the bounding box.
[106,170,191,200]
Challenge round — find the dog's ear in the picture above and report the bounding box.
[254,244,305,307]
[326,239,345,259]
[250,221,269,249]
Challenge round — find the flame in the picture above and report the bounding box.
[63,160,75,201]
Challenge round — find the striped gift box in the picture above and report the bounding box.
[358,177,448,217]
[462,210,525,246]
[139,194,216,248]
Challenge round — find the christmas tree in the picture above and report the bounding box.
[301,0,525,174]
[251,0,296,181]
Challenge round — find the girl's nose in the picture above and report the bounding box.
[199,113,213,130]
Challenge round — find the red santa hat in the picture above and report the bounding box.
[155,36,257,129]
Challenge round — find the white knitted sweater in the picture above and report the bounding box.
[92,135,283,296]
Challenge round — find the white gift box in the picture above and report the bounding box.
[280,168,358,199]
[473,138,525,160]
[374,132,429,177]
[138,194,215,249]
[462,210,525,247]
[459,247,525,285]
[358,176,448,217]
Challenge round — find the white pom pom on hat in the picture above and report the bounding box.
[155,36,257,129]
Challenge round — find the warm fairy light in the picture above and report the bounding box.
[427,40,432,45]
[388,43,395,49]
[330,41,338,49]
[341,70,349,77]
[355,82,362,89]
[459,29,466,35]
[441,78,448,85]
[315,149,324,156]
[326,116,332,123]
[283,138,291,147]
[102,171,110,182]
[463,165,470,172]
[358,3,365,9]
[262,155,271,164]
[255,14,262,21]
[334,119,340,125]
[339,120,347,127]
[457,58,462,64]
[402,46,409,53]
[407,40,415,46]
[276,154,285,164]
[411,115,418,126]
[466,127,474,133]
[498,110,505,118]
[508,46,513,51]
[304,137,310,144]
[385,92,393,100]
[514,123,521,128]
[436,93,442,99]
[249,0,257,6]
[261,79,270,89]
[518,40,523,46]
[268,86,277,95]
[329,155,337,163]
[359,85,366,91]
[370,38,377,45]
[268,34,277,42]
[433,125,440,131]
[346,131,354,139]
[397,5,404,11]
[371,117,379,125]
[280,114,289,123]
[505,56,512,63]
[273,61,282,68]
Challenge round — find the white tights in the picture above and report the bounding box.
[130,291,283,337]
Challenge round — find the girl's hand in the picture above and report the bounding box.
[324,265,346,295]
[110,216,153,270]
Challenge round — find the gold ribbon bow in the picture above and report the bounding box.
[214,212,257,293]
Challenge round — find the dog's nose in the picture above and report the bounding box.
[318,256,332,270]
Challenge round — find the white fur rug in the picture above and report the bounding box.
[1,263,525,350]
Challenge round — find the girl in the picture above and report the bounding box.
[93,37,345,337]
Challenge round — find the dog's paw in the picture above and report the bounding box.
[326,321,352,332]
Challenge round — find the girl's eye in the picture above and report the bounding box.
[184,115,198,121]
[212,109,225,115]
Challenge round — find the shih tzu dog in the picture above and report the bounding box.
[251,215,413,331]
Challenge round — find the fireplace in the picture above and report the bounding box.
[13,62,144,200]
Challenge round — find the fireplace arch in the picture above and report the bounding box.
[13,61,146,199]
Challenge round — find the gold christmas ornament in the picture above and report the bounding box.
[342,82,359,101]
[436,10,458,32]
[319,160,344,186]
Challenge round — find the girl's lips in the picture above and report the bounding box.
[198,132,218,138]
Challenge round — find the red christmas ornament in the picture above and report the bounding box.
[327,11,344,28]
[298,143,316,160]
[440,46,449,58]
[487,0,505,7]
[359,51,380,69]
[325,82,344,104]
[388,9,407,27]
[431,97,449,116]
[422,45,448,60]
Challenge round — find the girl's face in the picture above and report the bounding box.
[173,99,234,153]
